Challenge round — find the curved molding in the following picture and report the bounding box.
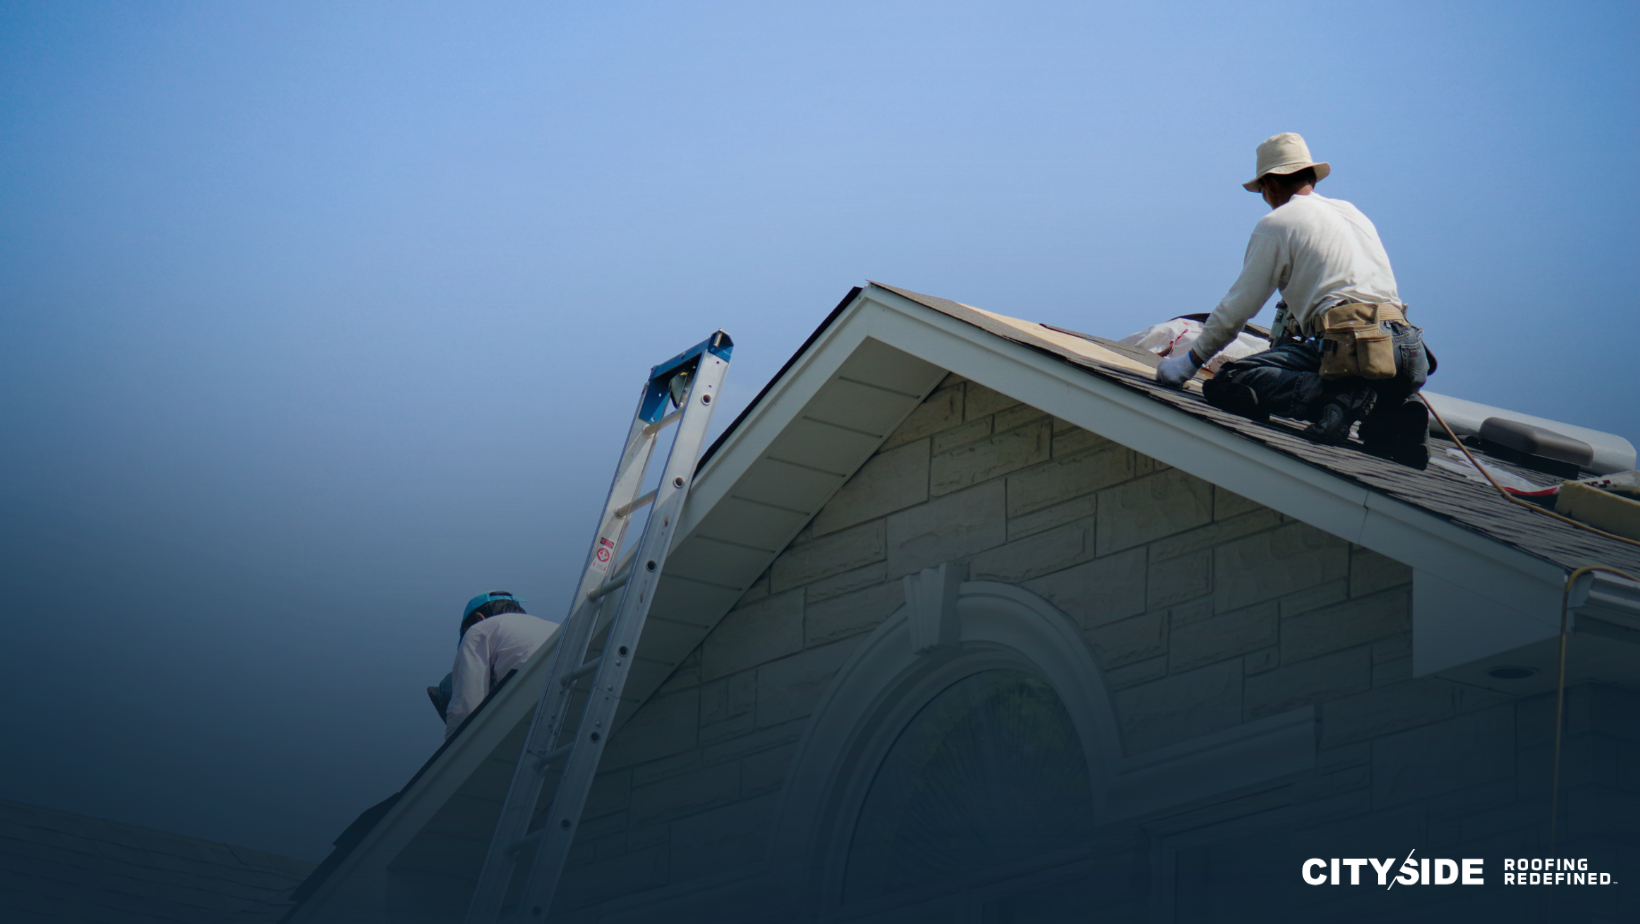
[763,576,1316,919]
[765,580,1120,915]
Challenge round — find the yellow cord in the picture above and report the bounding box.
[1545,565,1638,924]
[1549,564,1640,858]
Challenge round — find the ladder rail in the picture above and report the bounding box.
[463,332,731,924]
[460,405,661,923]
[511,346,729,920]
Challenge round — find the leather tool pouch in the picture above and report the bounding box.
[1317,302,1402,380]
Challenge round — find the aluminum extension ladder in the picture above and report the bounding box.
[463,332,733,924]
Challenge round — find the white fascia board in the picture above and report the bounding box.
[855,288,1571,647]
[1361,486,1570,673]
[1411,568,1562,675]
[676,294,881,541]
[1572,570,1640,631]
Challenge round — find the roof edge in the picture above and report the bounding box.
[696,285,863,472]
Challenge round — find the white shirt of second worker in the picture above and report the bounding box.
[1195,192,1402,361]
[446,612,559,739]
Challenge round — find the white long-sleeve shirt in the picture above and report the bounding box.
[1195,193,1403,362]
[446,613,559,739]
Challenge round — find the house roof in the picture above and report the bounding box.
[285,280,1640,920]
[871,282,1640,577]
[0,799,314,924]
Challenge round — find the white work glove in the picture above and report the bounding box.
[1154,350,1203,388]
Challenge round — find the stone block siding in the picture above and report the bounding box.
[1180,682,1640,922]
[556,373,1640,918]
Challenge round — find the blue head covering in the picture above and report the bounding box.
[461,590,525,635]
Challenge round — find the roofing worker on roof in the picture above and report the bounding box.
[444,591,558,740]
[1154,133,1432,468]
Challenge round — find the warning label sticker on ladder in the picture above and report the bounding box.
[591,537,616,573]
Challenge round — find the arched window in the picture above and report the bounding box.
[841,670,1098,905]
[765,582,1123,921]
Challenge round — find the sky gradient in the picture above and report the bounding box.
[2,1,1636,861]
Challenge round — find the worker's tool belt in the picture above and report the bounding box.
[1314,301,1404,381]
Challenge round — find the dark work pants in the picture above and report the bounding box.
[1210,322,1429,421]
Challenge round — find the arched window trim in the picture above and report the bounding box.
[765,579,1122,917]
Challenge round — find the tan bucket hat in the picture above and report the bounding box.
[1243,132,1331,191]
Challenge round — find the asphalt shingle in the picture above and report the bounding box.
[878,283,1640,576]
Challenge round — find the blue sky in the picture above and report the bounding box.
[2,1,1635,860]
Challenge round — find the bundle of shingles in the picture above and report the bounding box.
[1556,472,1640,541]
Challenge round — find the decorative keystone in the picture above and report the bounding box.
[905,562,967,654]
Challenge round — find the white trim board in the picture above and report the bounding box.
[848,288,1576,668]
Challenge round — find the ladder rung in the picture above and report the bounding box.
[641,409,682,437]
[464,333,731,924]
[504,828,542,857]
[563,655,603,683]
[588,570,630,600]
[613,489,657,519]
[530,742,574,772]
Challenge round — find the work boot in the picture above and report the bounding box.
[1359,398,1430,469]
[1201,374,1269,424]
[1303,385,1377,447]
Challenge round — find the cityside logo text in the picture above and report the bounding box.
[1302,852,1482,887]
[1303,852,1618,887]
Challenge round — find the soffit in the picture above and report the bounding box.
[617,331,949,719]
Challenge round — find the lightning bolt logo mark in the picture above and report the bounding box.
[1387,848,1416,891]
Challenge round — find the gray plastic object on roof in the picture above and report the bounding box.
[1421,390,1636,474]
[1479,417,1594,471]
